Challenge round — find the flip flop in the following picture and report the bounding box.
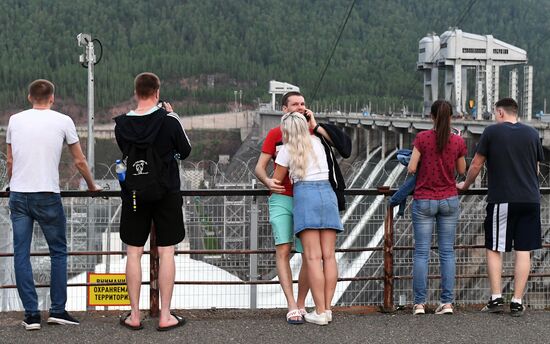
[119,312,143,330]
[156,312,186,331]
[286,309,304,325]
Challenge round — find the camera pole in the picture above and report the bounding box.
[77,33,96,177]
[77,33,97,283]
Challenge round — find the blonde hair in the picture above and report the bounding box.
[280,112,315,180]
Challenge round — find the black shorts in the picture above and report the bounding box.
[484,203,541,252]
[120,192,185,247]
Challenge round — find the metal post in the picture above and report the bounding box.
[87,40,95,177]
[77,33,96,271]
[106,197,111,274]
[149,225,160,317]
[70,198,74,259]
[84,200,94,276]
[239,90,243,111]
[104,197,111,312]
[249,196,259,309]
[383,202,394,312]
[77,33,96,177]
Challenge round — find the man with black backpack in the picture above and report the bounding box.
[114,72,191,331]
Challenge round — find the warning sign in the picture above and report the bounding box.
[87,273,130,306]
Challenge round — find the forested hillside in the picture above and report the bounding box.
[0,0,549,122]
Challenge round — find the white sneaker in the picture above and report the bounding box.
[304,310,328,325]
[413,304,425,315]
[326,310,332,322]
[434,304,453,315]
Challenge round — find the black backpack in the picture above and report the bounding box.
[122,139,168,204]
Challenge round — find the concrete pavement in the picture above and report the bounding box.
[1,308,549,344]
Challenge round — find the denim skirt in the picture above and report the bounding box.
[293,180,344,236]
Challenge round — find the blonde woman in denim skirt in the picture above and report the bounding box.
[273,111,344,326]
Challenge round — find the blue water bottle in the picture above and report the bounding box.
[115,159,126,182]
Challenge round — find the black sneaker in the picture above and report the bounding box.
[47,311,80,325]
[510,302,525,317]
[480,297,504,313]
[22,314,41,331]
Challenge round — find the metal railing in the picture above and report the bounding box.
[1,188,550,315]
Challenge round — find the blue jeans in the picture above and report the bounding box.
[9,192,67,316]
[412,196,459,305]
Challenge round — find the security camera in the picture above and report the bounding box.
[77,33,91,47]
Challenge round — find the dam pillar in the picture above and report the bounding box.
[381,131,386,160]
[365,128,371,161]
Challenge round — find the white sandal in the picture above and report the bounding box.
[286,309,304,324]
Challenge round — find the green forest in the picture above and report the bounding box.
[0,0,549,122]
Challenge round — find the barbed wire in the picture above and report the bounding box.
[1,157,549,190]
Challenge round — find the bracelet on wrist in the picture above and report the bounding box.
[313,124,320,133]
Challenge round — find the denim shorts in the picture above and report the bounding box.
[293,180,344,236]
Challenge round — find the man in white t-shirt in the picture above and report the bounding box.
[6,79,100,331]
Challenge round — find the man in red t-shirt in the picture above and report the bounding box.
[255,91,310,324]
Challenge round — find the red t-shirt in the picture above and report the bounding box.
[413,130,467,200]
[261,127,293,197]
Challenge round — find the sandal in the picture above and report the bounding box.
[119,312,143,330]
[286,309,304,325]
[156,312,186,331]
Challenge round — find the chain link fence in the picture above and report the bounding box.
[0,156,550,312]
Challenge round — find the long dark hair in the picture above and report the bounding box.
[431,100,452,152]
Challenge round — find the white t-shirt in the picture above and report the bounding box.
[275,135,329,182]
[7,109,79,193]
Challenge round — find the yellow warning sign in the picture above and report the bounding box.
[87,273,130,306]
